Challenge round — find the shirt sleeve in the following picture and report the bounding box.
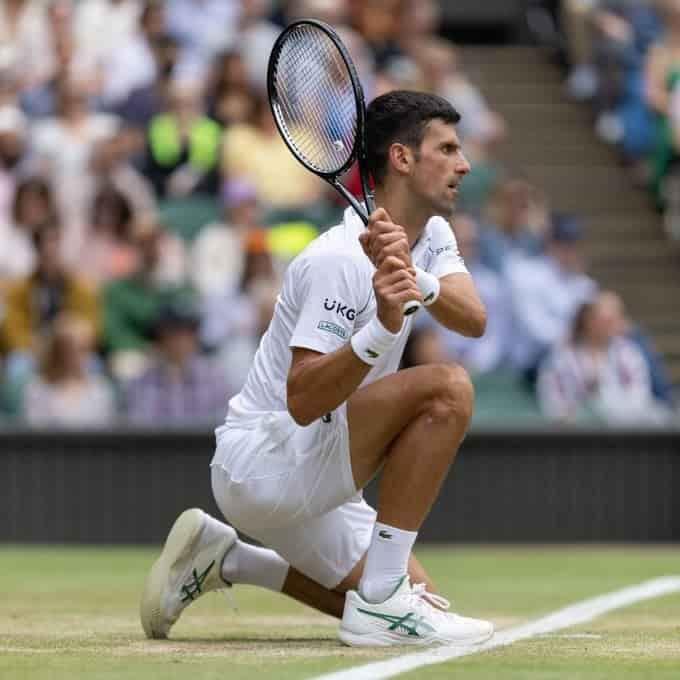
[427,217,469,279]
[289,252,366,354]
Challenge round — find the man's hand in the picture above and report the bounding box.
[373,255,422,333]
[359,208,412,270]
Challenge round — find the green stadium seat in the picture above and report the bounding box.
[0,372,30,422]
[158,195,221,242]
[471,369,545,427]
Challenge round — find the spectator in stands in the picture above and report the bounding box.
[205,49,249,121]
[112,34,178,132]
[124,298,230,426]
[478,178,548,273]
[506,213,597,377]
[204,49,261,127]
[602,289,676,407]
[22,313,116,427]
[590,3,660,155]
[30,77,120,263]
[0,0,54,96]
[648,0,680,235]
[537,292,672,425]
[222,96,326,214]
[20,0,104,117]
[100,0,165,107]
[0,176,56,282]
[236,0,282,95]
[398,0,441,56]
[416,215,513,375]
[189,179,260,299]
[30,76,118,183]
[78,184,139,285]
[0,104,30,226]
[166,0,240,83]
[143,79,221,198]
[73,0,142,83]
[102,221,190,379]
[210,80,259,129]
[87,132,157,224]
[349,0,404,68]
[1,221,99,375]
[201,228,280,391]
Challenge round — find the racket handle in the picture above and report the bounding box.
[402,299,421,316]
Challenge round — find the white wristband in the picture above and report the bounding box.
[350,316,400,366]
[414,266,440,306]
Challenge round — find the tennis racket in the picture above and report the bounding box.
[267,19,420,316]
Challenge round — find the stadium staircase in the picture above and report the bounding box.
[463,46,680,388]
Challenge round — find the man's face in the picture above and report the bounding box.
[407,119,470,217]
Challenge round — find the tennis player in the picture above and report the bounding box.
[141,90,493,647]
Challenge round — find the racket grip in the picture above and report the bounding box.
[402,299,421,316]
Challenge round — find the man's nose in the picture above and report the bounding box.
[457,153,471,175]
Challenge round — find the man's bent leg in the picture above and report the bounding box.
[347,363,473,516]
[346,363,473,603]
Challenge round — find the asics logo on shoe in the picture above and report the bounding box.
[378,530,393,539]
[357,609,436,637]
[180,560,215,603]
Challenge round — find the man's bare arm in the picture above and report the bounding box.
[287,345,371,426]
[427,272,486,337]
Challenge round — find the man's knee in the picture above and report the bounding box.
[421,363,474,427]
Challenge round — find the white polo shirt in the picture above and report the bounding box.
[225,207,467,422]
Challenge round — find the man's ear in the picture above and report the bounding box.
[388,142,413,177]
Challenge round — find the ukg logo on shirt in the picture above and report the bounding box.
[323,298,356,320]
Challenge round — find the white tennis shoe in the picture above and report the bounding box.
[339,576,494,647]
[140,508,237,639]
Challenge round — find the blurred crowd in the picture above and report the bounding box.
[0,0,675,429]
[536,0,680,239]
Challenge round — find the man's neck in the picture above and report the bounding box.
[373,184,431,248]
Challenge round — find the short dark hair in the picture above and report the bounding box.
[366,90,461,185]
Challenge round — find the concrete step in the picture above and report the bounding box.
[601,283,678,310]
[652,334,680,355]
[587,246,680,268]
[667,363,680,383]
[585,216,666,237]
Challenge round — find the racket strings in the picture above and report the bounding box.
[271,24,358,174]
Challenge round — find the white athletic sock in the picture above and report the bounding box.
[359,521,418,604]
[221,540,289,592]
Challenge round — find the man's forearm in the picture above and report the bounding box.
[427,273,487,338]
[287,344,372,426]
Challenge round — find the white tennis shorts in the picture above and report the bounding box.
[210,403,376,589]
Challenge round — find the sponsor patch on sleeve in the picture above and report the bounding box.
[317,320,348,340]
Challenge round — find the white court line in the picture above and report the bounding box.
[313,576,680,680]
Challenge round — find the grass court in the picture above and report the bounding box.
[2,545,679,679]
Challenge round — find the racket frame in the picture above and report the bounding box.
[268,19,419,316]
[267,18,374,225]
